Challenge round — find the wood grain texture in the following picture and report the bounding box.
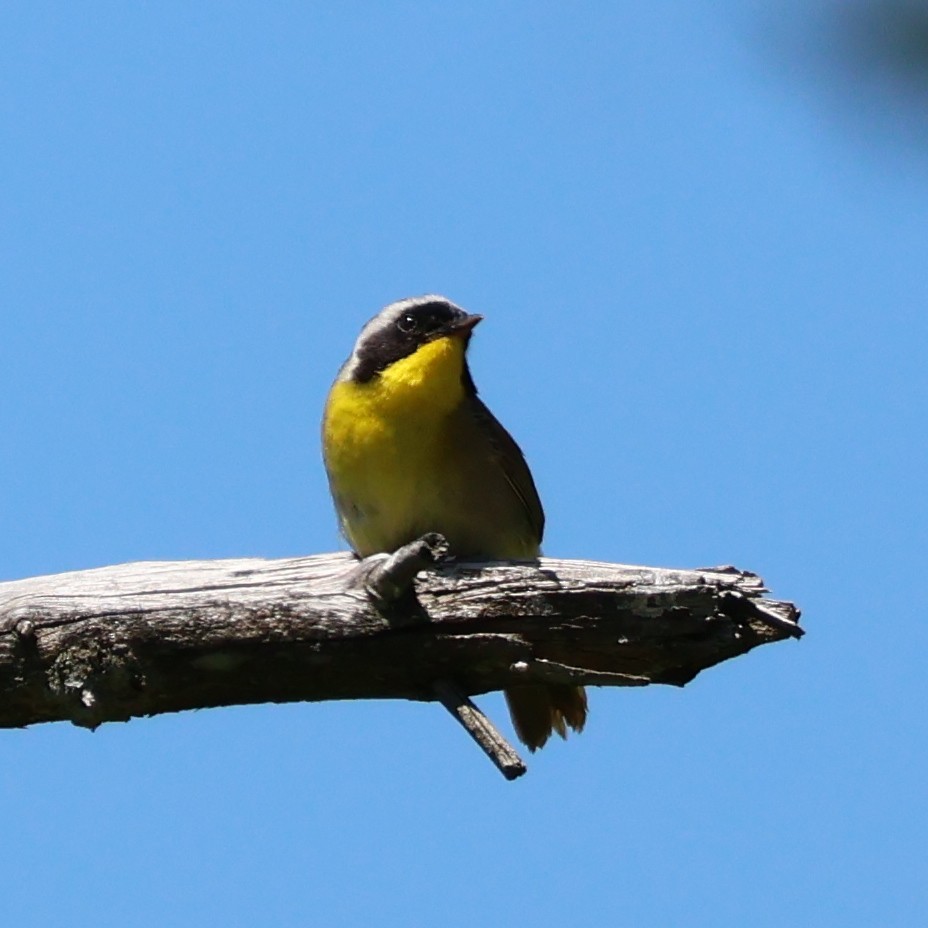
[0,553,802,730]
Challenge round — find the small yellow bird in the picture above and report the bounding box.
[322,295,587,750]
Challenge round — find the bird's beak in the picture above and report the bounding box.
[448,314,483,337]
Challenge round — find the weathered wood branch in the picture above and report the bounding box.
[0,552,802,738]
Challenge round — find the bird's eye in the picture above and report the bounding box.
[396,313,418,334]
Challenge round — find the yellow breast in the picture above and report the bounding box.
[322,336,468,555]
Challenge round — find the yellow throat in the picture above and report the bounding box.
[322,334,470,556]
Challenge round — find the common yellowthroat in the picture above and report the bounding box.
[322,295,587,751]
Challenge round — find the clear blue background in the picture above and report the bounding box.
[2,3,926,926]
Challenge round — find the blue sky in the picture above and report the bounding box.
[2,3,927,926]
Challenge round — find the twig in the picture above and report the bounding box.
[717,590,803,639]
[515,658,650,687]
[357,535,527,780]
[431,678,526,781]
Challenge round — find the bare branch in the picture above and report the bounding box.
[0,553,802,744]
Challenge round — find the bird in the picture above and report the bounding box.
[321,294,587,751]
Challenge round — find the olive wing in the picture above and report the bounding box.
[469,396,545,548]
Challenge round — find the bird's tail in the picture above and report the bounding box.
[504,685,588,752]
